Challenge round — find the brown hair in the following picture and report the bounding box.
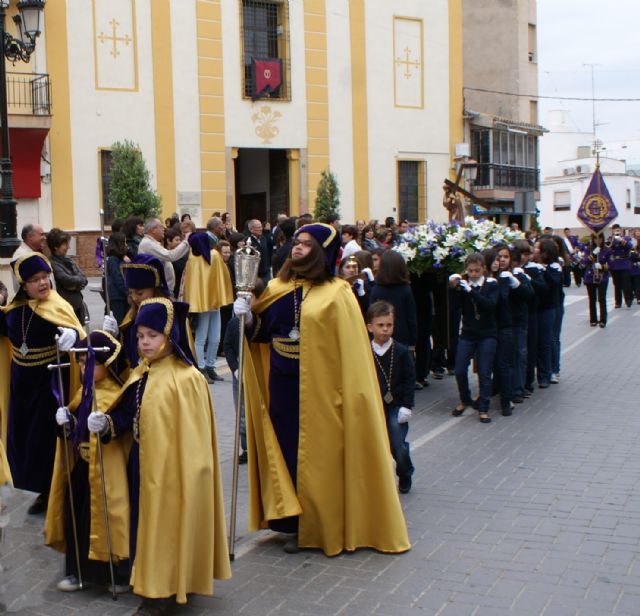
[464,252,485,268]
[353,250,374,270]
[216,239,231,252]
[278,236,332,283]
[46,228,71,252]
[366,300,395,323]
[375,250,410,285]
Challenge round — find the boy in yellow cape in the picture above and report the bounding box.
[234,223,410,556]
[45,330,132,593]
[180,231,233,383]
[88,297,230,614]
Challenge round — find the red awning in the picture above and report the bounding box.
[0,128,49,199]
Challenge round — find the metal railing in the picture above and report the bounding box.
[473,163,539,191]
[7,72,51,115]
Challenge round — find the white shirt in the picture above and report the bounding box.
[372,338,393,356]
[470,276,485,288]
[138,234,189,296]
[341,239,361,260]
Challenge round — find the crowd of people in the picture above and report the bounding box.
[1,210,638,615]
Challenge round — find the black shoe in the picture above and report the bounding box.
[615,304,621,309]
[523,389,533,399]
[431,370,444,380]
[590,322,598,327]
[283,535,300,554]
[512,396,524,404]
[205,366,224,382]
[414,381,424,391]
[421,378,430,387]
[28,493,47,515]
[135,598,172,616]
[471,397,480,410]
[199,367,215,384]
[501,404,514,417]
[599,322,606,328]
[238,451,248,465]
[398,476,412,494]
[538,382,550,389]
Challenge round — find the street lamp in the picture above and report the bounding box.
[0,0,45,258]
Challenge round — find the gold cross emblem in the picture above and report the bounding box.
[395,47,420,79]
[97,18,132,59]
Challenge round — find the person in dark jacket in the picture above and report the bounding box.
[534,239,563,388]
[246,219,272,283]
[369,250,417,348]
[122,216,144,259]
[105,232,129,324]
[449,253,499,423]
[47,228,88,322]
[366,300,415,494]
[272,218,296,277]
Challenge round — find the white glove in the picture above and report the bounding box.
[512,267,524,276]
[593,247,601,255]
[528,262,545,271]
[233,297,253,325]
[499,271,512,279]
[594,262,603,270]
[56,406,71,426]
[550,263,562,272]
[56,327,77,352]
[233,369,238,380]
[87,412,108,435]
[398,407,412,424]
[361,267,374,282]
[459,280,472,293]
[102,312,119,336]
[354,279,365,297]
[449,273,461,283]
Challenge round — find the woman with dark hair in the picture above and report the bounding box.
[122,216,144,259]
[338,255,368,315]
[180,213,192,223]
[582,233,610,327]
[369,250,417,348]
[361,225,380,251]
[233,223,409,556]
[106,232,129,324]
[47,228,88,323]
[534,238,562,388]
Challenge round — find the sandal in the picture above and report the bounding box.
[452,405,466,417]
[478,413,492,424]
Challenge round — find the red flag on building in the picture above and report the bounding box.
[252,57,282,100]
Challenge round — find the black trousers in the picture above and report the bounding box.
[525,310,538,392]
[586,281,608,324]
[611,269,633,307]
[632,275,640,302]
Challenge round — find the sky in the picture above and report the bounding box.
[538,0,640,165]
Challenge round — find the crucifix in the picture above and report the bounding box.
[395,47,420,79]
[98,19,132,59]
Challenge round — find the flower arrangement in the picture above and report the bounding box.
[393,217,525,275]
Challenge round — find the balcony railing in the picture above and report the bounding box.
[7,72,51,116]
[474,163,539,191]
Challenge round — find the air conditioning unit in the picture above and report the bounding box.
[563,167,576,176]
[576,164,590,174]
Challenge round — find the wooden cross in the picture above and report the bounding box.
[98,19,132,59]
[395,47,420,79]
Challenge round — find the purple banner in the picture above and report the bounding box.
[576,167,618,232]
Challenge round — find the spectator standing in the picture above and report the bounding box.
[246,219,272,283]
[47,228,88,323]
[122,216,144,259]
[105,232,129,324]
[340,225,361,260]
[271,217,296,276]
[138,218,190,297]
[11,223,47,290]
[165,227,187,298]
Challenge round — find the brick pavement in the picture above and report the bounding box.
[2,286,640,615]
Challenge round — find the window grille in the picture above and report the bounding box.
[398,161,426,223]
[240,0,291,99]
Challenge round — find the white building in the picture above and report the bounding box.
[539,110,640,234]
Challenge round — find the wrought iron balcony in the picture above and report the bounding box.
[473,163,539,191]
[7,71,50,115]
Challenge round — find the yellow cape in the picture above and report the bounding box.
[0,290,85,481]
[44,376,132,562]
[243,277,411,556]
[123,354,231,602]
[181,249,233,313]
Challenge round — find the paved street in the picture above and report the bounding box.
[2,285,640,615]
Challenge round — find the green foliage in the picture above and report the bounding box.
[108,140,161,221]
[313,169,341,221]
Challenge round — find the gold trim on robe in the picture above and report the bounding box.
[181,249,233,313]
[243,277,411,556]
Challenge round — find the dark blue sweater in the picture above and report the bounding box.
[369,283,417,347]
[372,340,415,409]
[455,278,499,341]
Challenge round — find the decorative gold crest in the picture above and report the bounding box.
[252,106,282,144]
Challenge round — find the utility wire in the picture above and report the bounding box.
[464,86,640,102]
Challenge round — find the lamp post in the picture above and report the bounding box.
[0,0,45,258]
